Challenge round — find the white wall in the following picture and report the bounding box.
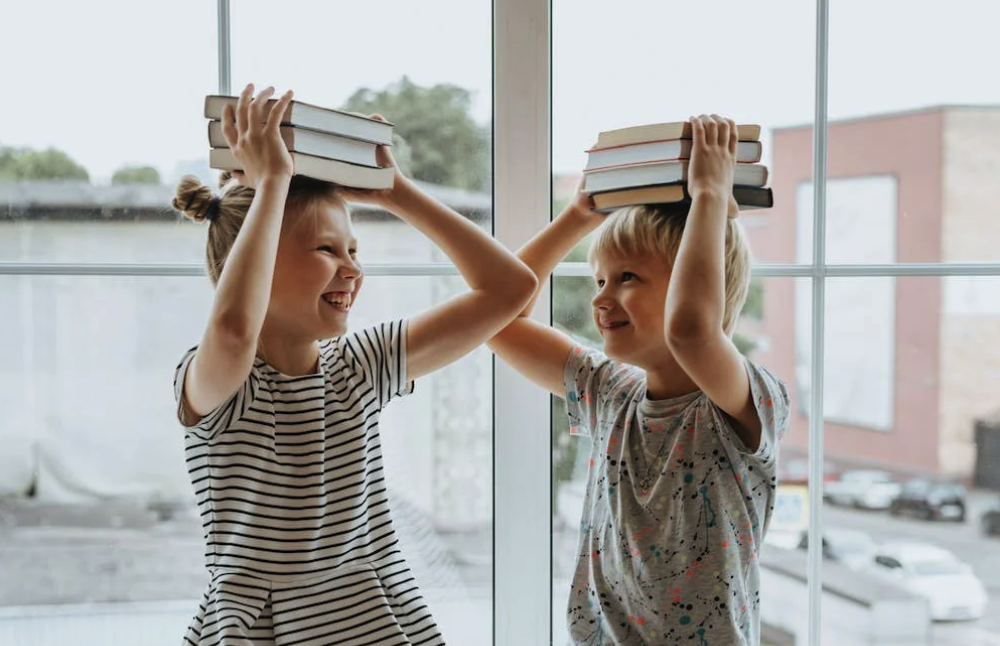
[795,177,897,431]
[0,217,492,527]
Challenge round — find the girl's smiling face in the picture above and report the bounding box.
[268,200,363,342]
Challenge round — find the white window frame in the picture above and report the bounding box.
[4,1,1000,644]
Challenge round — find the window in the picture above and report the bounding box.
[0,0,216,265]
[4,1,1000,645]
[1,0,495,643]
[875,556,903,570]
[551,1,1000,645]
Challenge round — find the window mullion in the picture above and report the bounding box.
[808,0,831,644]
[493,0,553,643]
[217,0,231,95]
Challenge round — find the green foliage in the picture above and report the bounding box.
[0,146,89,181]
[111,165,161,185]
[342,76,489,191]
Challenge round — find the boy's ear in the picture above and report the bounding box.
[727,194,740,219]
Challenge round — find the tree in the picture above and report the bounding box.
[342,77,489,191]
[111,165,161,185]
[0,146,89,181]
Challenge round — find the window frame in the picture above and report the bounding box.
[4,1,1000,644]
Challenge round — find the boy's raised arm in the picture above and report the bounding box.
[664,114,760,448]
[487,188,607,397]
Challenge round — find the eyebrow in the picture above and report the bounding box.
[315,234,358,247]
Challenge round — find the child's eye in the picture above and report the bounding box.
[595,279,605,288]
[621,272,637,281]
[318,245,337,254]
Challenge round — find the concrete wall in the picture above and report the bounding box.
[938,109,1000,475]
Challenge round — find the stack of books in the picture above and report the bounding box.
[203,95,395,189]
[581,121,773,213]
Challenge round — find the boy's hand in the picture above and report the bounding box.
[566,179,609,223]
[337,114,407,209]
[688,114,738,212]
[220,84,295,188]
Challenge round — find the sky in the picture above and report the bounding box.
[2,0,1000,184]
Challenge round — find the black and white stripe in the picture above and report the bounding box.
[174,320,444,645]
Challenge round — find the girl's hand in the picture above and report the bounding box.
[337,114,407,209]
[688,114,738,208]
[220,84,295,188]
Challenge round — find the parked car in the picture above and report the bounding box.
[795,527,878,571]
[981,496,1000,537]
[867,542,986,621]
[823,469,901,509]
[889,479,967,522]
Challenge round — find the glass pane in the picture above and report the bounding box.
[551,270,801,643]
[554,0,815,266]
[758,280,814,646]
[230,0,492,263]
[0,275,491,645]
[821,0,1000,264]
[792,277,1000,643]
[0,0,216,264]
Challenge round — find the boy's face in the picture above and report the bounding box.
[268,202,364,341]
[591,250,672,367]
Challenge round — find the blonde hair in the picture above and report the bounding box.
[172,172,348,285]
[588,205,752,335]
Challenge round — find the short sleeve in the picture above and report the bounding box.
[722,358,790,463]
[341,319,413,409]
[173,346,261,441]
[562,345,640,437]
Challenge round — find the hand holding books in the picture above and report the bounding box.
[335,114,409,210]
[205,89,397,190]
[581,117,773,214]
[219,84,295,188]
[687,114,742,219]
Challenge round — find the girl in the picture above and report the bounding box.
[171,84,536,646]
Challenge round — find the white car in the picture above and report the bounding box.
[763,527,878,572]
[797,528,879,571]
[824,469,901,509]
[867,542,987,621]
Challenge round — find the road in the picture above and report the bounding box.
[822,492,1000,645]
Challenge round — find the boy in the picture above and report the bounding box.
[489,115,790,645]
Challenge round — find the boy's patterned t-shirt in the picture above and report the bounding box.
[562,346,790,646]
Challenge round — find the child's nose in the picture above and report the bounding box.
[339,259,363,279]
[592,293,613,309]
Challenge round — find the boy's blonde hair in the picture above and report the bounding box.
[172,172,348,286]
[587,205,752,336]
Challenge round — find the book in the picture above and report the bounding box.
[583,160,769,194]
[593,121,762,150]
[204,95,394,146]
[209,148,394,190]
[208,120,379,168]
[585,139,762,171]
[592,185,774,213]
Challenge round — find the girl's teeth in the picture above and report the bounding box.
[324,294,350,307]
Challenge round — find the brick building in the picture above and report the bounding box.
[747,106,1000,479]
